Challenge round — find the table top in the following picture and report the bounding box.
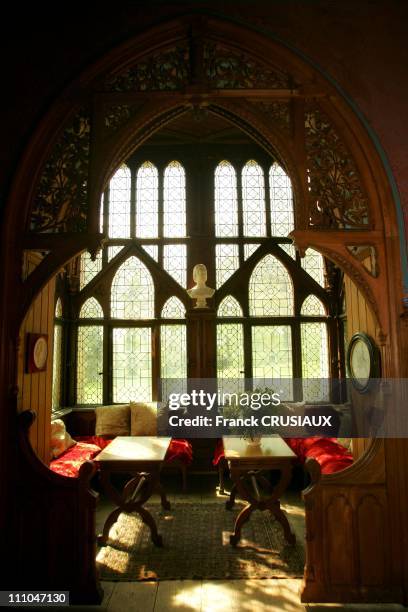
[222,436,296,461]
[95,436,171,463]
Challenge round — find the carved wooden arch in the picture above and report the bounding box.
[13,15,401,344]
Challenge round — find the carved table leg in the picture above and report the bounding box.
[230,503,254,546]
[269,500,296,545]
[98,468,166,547]
[225,482,237,510]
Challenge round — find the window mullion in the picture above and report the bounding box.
[130,166,136,238]
[236,163,244,266]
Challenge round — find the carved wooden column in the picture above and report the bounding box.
[186,307,216,379]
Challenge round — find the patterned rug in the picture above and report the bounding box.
[96,502,304,581]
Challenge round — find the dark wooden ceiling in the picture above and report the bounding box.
[147,109,254,145]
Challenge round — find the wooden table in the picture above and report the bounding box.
[223,436,297,546]
[96,436,171,547]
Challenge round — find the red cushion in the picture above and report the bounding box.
[304,438,353,474]
[50,442,101,478]
[212,439,225,466]
[165,439,193,465]
[74,435,114,450]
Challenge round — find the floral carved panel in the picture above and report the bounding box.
[30,109,91,233]
[305,105,369,229]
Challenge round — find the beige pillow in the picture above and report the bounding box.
[130,402,157,436]
[95,404,130,436]
[50,419,76,459]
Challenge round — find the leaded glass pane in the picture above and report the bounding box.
[100,193,104,233]
[244,243,260,260]
[252,326,293,398]
[216,243,239,288]
[161,325,187,379]
[269,162,294,236]
[242,160,266,237]
[218,295,243,317]
[55,298,62,317]
[79,250,102,290]
[280,244,296,259]
[111,256,154,319]
[108,165,131,238]
[301,295,326,316]
[77,326,103,404]
[301,322,329,400]
[249,254,293,316]
[301,248,325,287]
[217,324,245,389]
[163,244,186,286]
[107,246,123,262]
[142,245,159,261]
[136,161,158,238]
[52,323,62,411]
[162,296,185,318]
[164,161,186,237]
[214,161,239,237]
[113,328,152,402]
[79,297,103,318]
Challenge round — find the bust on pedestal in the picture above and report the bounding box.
[187,264,215,309]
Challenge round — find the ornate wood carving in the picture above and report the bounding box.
[30,109,91,233]
[204,42,291,89]
[305,104,369,229]
[105,45,190,92]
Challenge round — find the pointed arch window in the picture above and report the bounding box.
[215,161,239,237]
[249,254,294,316]
[52,298,63,411]
[164,161,186,237]
[301,295,326,316]
[162,296,185,318]
[242,160,266,237]
[218,295,243,318]
[269,162,294,237]
[136,161,158,238]
[108,165,131,238]
[79,297,103,318]
[111,256,154,319]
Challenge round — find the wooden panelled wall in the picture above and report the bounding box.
[17,254,55,464]
[344,272,380,459]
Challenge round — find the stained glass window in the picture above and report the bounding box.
[301,295,326,316]
[55,298,62,318]
[244,243,260,260]
[108,165,131,238]
[214,161,239,237]
[136,161,158,238]
[164,161,186,237]
[142,245,159,261]
[301,322,329,400]
[217,324,245,392]
[113,328,152,402]
[301,248,325,287]
[249,254,293,316]
[242,160,266,237]
[216,244,239,288]
[218,295,243,317]
[107,246,123,262]
[79,250,102,290]
[280,244,296,259]
[161,325,187,380]
[163,244,187,286]
[79,297,103,318]
[52,298,63,411]
[77,326,103,404]
[162,296,185,318]
[111,256,154,319]
[252,326,293,398]
[269,162,294,236]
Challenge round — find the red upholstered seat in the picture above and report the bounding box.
[214,437,353,476]
[50,436,193,478]
[50,442,101,478]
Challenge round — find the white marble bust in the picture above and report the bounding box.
[187,264,215,309]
